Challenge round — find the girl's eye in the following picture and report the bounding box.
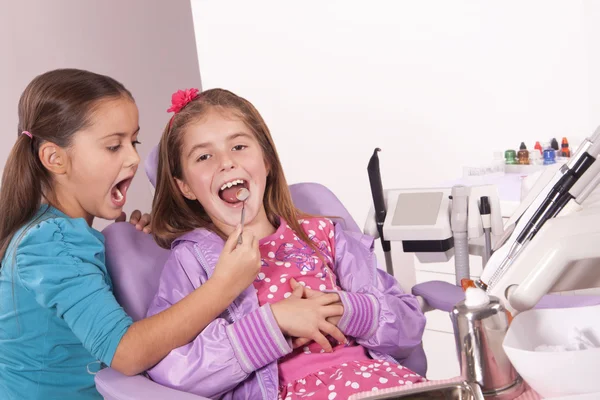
[233,144,247,151]
[107,145,121,152]
[197,154,211,162]
[132,140,142,148]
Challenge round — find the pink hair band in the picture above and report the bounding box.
[22,131,32,139]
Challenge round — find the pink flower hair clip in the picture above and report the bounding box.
[167,88,200,114]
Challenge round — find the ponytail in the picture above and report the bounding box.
[0,134,50,264]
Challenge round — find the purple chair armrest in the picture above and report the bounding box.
[412,281,465,313]
[412,281,600,313]
[95,368,208,400]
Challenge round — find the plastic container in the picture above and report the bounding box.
[503,304,600,398]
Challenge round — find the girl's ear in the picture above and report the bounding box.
[38,142,68,175]
[175,177,197,200]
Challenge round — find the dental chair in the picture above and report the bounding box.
[94,145,428,400]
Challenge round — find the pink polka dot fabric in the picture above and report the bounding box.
[254,217,339,307]
[278,360,425,400]
[254,217,425,398]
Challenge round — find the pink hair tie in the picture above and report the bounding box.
[22,131,32,139]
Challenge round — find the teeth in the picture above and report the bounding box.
[114,187,124,201]
[220,179,245,191]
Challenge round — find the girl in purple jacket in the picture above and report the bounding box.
[148,88,427,399]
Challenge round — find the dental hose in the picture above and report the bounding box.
[483,229,492,267]
[453,231,470,285]
[451,185,470,285]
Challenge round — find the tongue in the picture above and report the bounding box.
[221,186,242,203]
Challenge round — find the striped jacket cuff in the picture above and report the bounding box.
[225,304,292,373]
[337,291,379,339]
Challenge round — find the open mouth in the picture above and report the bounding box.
[218,179,249,205]
[111,177,133,207]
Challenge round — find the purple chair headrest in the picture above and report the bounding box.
[145,144,160,189]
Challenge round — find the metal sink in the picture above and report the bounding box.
[353,381,485,400]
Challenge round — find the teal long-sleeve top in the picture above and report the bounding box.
[0,206,133,399]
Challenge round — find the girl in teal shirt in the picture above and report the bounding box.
[0,69,262,399]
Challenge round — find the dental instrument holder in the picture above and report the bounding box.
[364,184,504,285]
[479,196,492,267]
[451,290,525,399]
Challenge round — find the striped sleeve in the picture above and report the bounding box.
[225,304,292,373]
[336,291,380,339]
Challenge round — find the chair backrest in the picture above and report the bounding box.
[103,144,427,376]
[102,223,170,321]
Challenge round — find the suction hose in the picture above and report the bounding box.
[451,185,470,285]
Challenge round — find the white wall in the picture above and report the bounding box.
[1,0,202,230]
[191,0,599,232]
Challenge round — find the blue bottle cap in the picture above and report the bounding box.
[543,148,556,165]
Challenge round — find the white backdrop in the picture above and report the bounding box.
[191,0,599,231]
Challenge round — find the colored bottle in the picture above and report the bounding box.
[534,141,543,155]
[504,149,517,165]
[550,138,559,151]
[517,142,529,165]
[560,137,570,157]
[543,148,556,165]
[529,150,543,165]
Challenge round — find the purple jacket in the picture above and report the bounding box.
[146,222,426,399]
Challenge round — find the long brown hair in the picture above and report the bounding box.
[0,68,133,265]
[152,88,321,253]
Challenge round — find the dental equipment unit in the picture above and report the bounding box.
[478,125,600,313]
[364,173,505,287]
[361,127,600,398]
[366,126,600,314]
